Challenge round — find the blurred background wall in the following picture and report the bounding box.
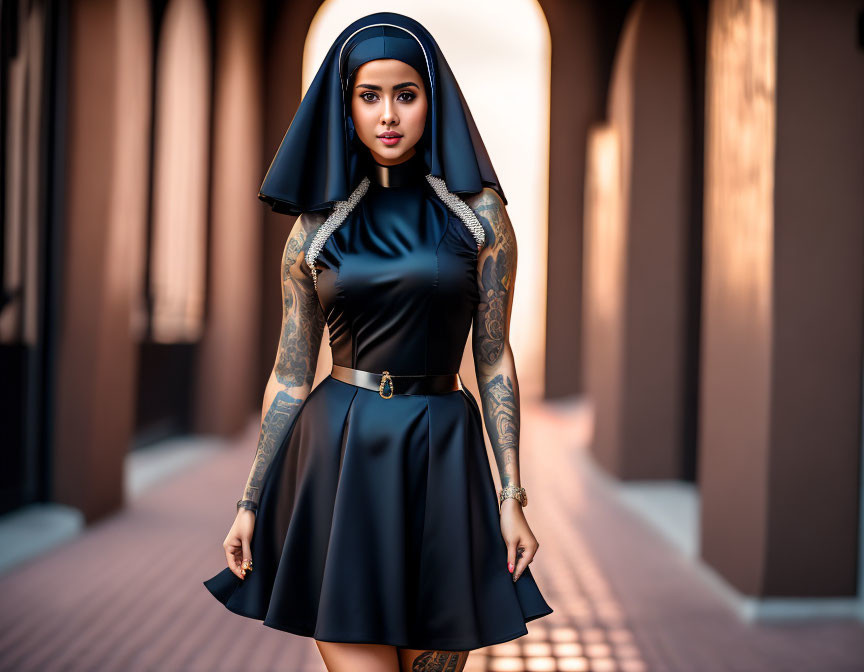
[1,0,863,615]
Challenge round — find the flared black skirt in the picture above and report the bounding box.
[203,375,553,651]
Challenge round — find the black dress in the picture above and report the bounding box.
[203,150,553,651]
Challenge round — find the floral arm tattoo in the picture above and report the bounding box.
[241,213,327,505]
[465,188,521,491]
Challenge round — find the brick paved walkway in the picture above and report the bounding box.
[0,398,862,672]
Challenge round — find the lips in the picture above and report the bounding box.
[377,132,402,146]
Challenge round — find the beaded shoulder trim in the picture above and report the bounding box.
[307,176,371,289]
[425,174,486,250]
[306,173,485,291]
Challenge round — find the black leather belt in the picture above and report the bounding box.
[330,364,461,398]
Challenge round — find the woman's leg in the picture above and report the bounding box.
[315,641,401,672]
[397,648,470,671]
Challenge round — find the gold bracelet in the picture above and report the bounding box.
[499,484,528,507]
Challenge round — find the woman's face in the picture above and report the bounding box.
[349,59,428,166]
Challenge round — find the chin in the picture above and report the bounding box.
[366,141,419,164]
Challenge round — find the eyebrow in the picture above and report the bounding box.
[354,81,420,91]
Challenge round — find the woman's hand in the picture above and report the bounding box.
[499,498,539,582]
[223,509,256,580]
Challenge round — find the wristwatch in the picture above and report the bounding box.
[498,485,528,507]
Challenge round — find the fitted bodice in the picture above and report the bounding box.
[310,152,480,375]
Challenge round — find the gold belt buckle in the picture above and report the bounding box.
[378,370,394,399]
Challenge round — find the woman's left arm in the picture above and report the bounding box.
[464,187,539,583]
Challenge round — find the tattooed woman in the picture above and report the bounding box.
[203,12,552,672]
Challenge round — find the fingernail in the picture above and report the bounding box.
[508,562,514,573]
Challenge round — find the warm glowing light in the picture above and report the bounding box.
[463,654,488,671]
[586,642,613,657]
[550,626,580,641]
[115,0,153,342]
[582,627,609,642]
[488,642,522,656]
[489,657,527,671]
[523,641,553,656]
[583,125,624,327]
[150,0,211,342]
[704,0,777,322]
[525,656,557,671]
[523,623,549,640]
[553,642,584,656]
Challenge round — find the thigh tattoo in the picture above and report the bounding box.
[411,650,467,672]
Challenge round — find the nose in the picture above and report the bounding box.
[381,96,398,126]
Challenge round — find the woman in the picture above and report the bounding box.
[203,11,553,671]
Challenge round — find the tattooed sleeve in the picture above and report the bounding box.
[241,213,327,506]
[464,188,521,491]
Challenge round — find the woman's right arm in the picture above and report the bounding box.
[223,212,326,579]
[239,212,327,507]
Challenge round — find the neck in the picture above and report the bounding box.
[368,151,425,188]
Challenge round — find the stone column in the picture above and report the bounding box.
[193,0,263,435]
[584,0,692,479]
[54,0,151,521]
[699,0,863,599]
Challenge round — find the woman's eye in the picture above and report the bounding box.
[359,91,415,103]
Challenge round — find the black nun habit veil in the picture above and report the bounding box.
[257,11,506,216]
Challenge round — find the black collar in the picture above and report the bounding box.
[368,151,426,188]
